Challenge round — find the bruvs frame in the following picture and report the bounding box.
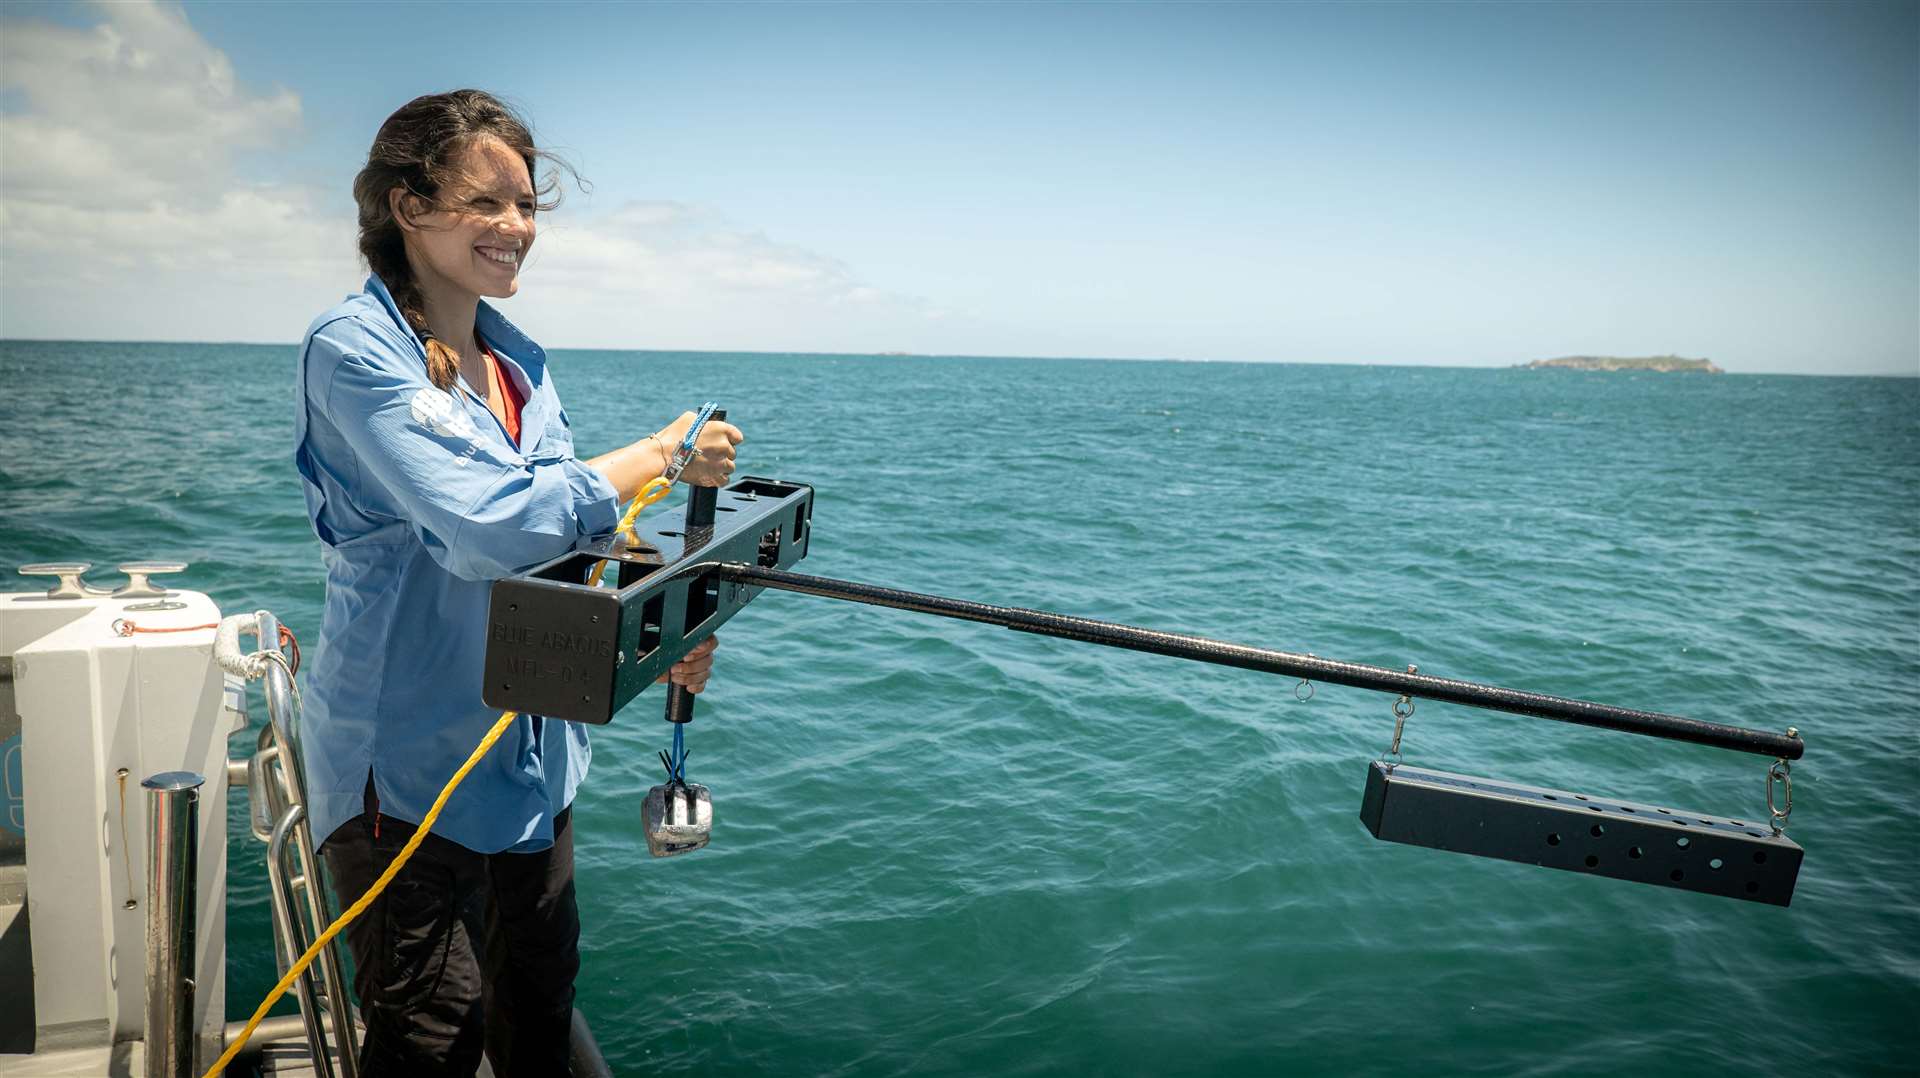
[480,475,1806,904]
[482,476,813,725]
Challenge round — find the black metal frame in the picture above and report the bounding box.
[482,476,813,725]
[480,475,1810,903]
[483,483,1802,761]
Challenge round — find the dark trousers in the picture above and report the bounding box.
[322,780,580,1078]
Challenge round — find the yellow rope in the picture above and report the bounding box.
[205,476,676,1076]
[588,476,671,586]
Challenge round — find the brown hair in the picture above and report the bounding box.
[352,90,571,389]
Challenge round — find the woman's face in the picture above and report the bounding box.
[395,134,537,304]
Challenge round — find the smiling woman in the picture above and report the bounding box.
[349,91,558,393]
[293,89,744,1076]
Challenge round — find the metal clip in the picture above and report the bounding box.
[1767,727,1797,834]
[662,401,720,483]
[1383,664,1417,770]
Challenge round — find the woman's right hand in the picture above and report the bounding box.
[656,411,744,487]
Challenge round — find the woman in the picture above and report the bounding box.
[293,89,740,1076]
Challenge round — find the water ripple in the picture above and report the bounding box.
[3,344,1915,1075]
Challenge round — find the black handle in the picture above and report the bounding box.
[666,410,726,724]
[665,683,696,723]
[685,408,726,530]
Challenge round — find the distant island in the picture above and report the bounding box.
[1517,354,1724,374]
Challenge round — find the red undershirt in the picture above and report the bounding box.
[479,342,525,447]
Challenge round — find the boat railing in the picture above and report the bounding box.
[222,610,358,1078]
[220,608,613,1077]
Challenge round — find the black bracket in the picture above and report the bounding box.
[482,476,813,724]
[1360,761,1804,905]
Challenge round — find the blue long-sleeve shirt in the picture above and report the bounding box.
[293,275,620,854]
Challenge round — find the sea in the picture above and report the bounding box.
[2,340,1916,1076]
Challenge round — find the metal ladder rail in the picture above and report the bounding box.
[262,802,335,1078]
[239,611,360,1078]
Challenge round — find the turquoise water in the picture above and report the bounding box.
[2,341,1916,1075]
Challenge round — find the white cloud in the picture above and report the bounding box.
[0,1,356,339]
[0,0,300,211]
[536,200,899,303]
[518,202,954,351]
[0,1,950,350]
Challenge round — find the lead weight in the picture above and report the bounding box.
[643,782,713,857]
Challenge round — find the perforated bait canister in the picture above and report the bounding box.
[643,781,712,857]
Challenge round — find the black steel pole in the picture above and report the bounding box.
[718,563,1804,761]
[666,410,725,725]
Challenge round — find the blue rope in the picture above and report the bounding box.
[659,722,689,785]
[680,401,720,454]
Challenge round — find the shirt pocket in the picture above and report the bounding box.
[540,408,576,456]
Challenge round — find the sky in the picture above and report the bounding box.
[0,0,1914,375]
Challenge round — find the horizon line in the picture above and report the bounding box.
[0,337,1912,379]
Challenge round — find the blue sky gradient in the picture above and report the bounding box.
[1,1,1913,374]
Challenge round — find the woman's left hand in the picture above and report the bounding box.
[658,635,719,694]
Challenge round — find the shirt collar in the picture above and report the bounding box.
[364,273,555,446]
[364,273,426,363]
[476,301,551,440]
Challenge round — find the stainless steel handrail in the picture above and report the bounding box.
[232,608,614,1077]
[246,724,276,844]
[221,1014,348,1071]
[266,804,337,1078]
[231,611,360,1078]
